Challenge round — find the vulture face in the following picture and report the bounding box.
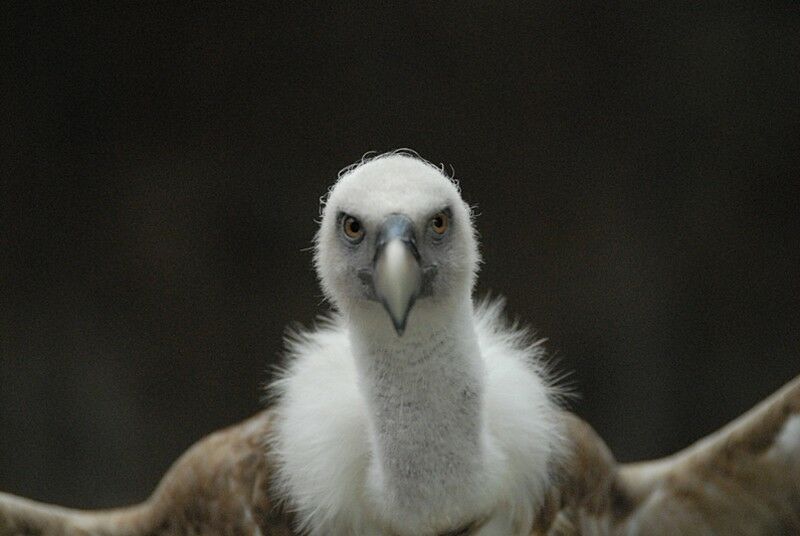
[315,153,479,335]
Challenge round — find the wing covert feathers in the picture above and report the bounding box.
[0,411,293,535]
[613,373,800,534]
[2,375,799,535]
[539,374,800,535]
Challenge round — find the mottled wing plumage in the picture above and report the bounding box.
[615,374,800,534]
[2,376,799,536]
[540,374,800,535]
[531,413,616,536]
[0,411,294,536]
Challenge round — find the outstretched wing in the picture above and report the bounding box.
[3,376,799,535]
[542,374,800,535]
[0,411,294,536]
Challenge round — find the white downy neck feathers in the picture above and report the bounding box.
[269,152,565,536]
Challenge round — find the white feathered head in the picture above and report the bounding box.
[315,151,480,335]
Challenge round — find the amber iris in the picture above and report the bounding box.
[431,212,449,234]
[343,215,364,240]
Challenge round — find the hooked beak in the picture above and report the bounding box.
[372,215,422,336]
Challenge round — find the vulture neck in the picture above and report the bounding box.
[349,294,488,515]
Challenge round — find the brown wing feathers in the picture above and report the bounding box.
[544,374,800,535]
[1,376,799,535]
[612,374,800,534]
[0,411,293,536]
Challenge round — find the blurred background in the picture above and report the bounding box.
[2,4,799,507]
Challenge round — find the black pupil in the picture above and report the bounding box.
[348,219,360,234]
[434,216,443,228]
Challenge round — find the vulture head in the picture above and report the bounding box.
[314,152,480,335]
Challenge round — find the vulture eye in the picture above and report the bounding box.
[342,215,365,242]
[431,211,449,235]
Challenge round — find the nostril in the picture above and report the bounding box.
[420,265,438,297]
[357,268,377,300]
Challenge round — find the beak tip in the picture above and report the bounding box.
[393,319,406,337]
[384,302,408,336]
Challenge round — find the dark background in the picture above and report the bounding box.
[2,4,799,507]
